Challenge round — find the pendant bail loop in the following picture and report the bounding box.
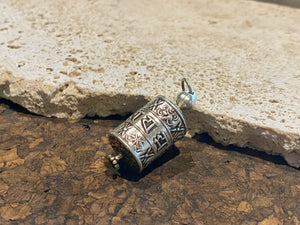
[182,78,194,94]
[176,78,197,108]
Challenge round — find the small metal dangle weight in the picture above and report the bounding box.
[107,78,196,173]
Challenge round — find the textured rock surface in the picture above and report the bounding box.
[0,99,299,224]
[0,0,299,166]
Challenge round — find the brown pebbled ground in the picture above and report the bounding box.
[0,98,299,225]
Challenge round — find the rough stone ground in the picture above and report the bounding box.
[0,0,299,166]
[0,99,299,225]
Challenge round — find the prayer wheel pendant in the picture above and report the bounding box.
[107,78,196,173]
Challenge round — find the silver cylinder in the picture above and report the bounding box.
[109,95,187,173]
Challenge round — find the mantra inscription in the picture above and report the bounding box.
[110,95,187,171]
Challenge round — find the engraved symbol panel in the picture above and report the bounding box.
[141,115,159,134]
[146,97,164,111]
[130,111,143,122]
[153,131,169,152]
[139,146,155,168]
[145,97,186,142]
[115,120,156,168]
[117,122,134,136]
[119,124,144,153]
[130,111,162,137]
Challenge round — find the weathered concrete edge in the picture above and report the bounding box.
[0,70,299,167]
[184,109,300,168]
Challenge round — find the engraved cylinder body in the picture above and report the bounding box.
[109,95,187,173]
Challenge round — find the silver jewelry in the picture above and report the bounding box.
[107,78,196,173]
